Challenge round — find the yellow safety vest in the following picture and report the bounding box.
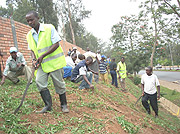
[117,61,127,78]
[26,24,66,73]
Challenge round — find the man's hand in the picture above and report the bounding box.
[0,80,5,86]
[90,84,94,89]
[119,75,121,79]
[157,94,160,100]
[142,91,144,96]
[94,72,98,75]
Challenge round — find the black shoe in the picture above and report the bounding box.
[147,109,151,114]
[37,90,52,113]
[59,93,69,113]
[15,79,20,84]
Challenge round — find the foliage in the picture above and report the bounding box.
[133,76,141,85]
[116,115,139,134]
[1,0,58,29]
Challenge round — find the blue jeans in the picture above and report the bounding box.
[73,72,93,89]
[110,70,118,87]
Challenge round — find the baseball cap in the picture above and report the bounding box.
[101,55,106,59]
[73,47,77,50]
[10,47,17,53]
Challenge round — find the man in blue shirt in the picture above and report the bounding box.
[71,56,98,90]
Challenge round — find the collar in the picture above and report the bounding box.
[9,52,20,61]
[31,23,45,35]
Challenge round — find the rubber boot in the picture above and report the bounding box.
[37,90,52,113]
[59,93,69,113]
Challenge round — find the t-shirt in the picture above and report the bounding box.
[71,60,88,81]
[65,56,75,69]
[99,60,107,74]
[84,51,97,62]
[141,73,160,94]
[109,62,117,71]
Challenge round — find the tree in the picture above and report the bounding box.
[1,0,58,29]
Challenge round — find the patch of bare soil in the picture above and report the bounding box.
[15,78,177,134]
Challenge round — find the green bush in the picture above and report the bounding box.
[133,77,141,85]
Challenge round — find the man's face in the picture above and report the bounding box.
[10,52,17,59]
[146,69,152,75]
[72,55,77,62]
[121,58,125,62]
[86,59,92,65]
[26,13,39,29]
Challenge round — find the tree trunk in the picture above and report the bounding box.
[150,0,158,67]
[66,0,76,45]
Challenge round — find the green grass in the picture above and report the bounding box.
[160,86,180,107]
[0,76,180,134]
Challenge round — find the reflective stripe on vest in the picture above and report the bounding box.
[42,52,64,63]
[38,46,51,54]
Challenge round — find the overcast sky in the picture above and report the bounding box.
[1,0,144,42]
[82,0,144,42]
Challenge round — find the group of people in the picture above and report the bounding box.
[0,11,161,118]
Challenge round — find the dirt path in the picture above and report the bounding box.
[159,80,180,92]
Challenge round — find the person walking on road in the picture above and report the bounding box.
[141,66,160,118]
[0,47,32,86]
[26,11,69,113]
[109,58,118,88]
[117,57,127,92]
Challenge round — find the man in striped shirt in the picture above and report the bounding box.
[98,55,108,84]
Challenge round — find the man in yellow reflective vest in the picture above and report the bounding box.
[117,57,127,92]
[26,11,69,113]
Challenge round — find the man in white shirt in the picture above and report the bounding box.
[63,53,77,78]
[141,66,160,118]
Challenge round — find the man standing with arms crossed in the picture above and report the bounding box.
[141,66,160,118]
[26,11,69,113]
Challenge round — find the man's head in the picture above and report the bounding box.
[9,47,17,59]
[101,55,106,61]
[121,57,125,63]
[87,47,90,51]
[71,53,77,62]
[145,66,153,76]
[72,47,77,52]
[97,50,100,54]
[112,58,115,62]
[26,11,39,29]
[85,56,93,65]
[78,54,85,60]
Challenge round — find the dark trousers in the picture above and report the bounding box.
[142,92,158,115]
[110,70,118,87]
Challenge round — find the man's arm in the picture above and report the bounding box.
[141,84,144,96]
[36,42,59,68]
[157,86,160,100]
[88,67,98,75]
[82,75,94,89]
[0,75,6,86]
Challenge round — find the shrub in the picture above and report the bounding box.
[133,77,141,85]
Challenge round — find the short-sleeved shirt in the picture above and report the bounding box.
[3,52,26,76]
[141,73,160,94]
[84,51,97,62]
[65,56,75,69]
[71,60,88,81]
[109,61,117,71]
[99,60,107,74]
[28,23,61,49]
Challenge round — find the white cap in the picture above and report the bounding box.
[10,47,17,53]
[73,47,77,50]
